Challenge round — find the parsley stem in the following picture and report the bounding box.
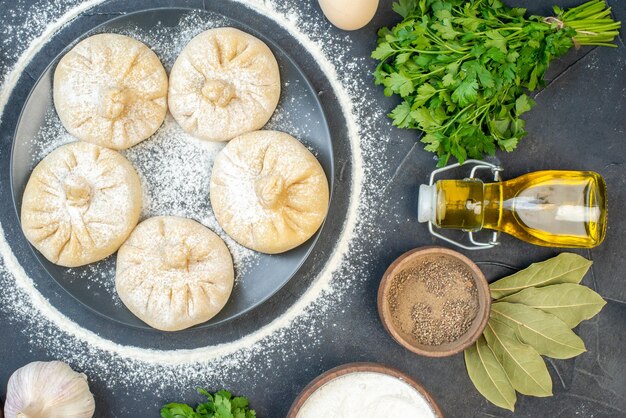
[473,27,524,35]
[563,0,609,20]
[395,48,457,54]
[433,105,474,133]
[566,19,616,26]
[410,66,447,80]
[424,29,469,53]
[574,41,618,46]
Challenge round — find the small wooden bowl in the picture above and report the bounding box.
[286,362,443,418]
[377,247,490,357]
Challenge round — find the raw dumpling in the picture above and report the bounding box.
[168,27,281,142]
[115,216,234,331]
[21,142,142,267]
[210,130,329,254]
[53,33,168,150]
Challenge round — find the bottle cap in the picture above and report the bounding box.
[418,184,437,223]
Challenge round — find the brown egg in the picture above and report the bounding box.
[318,0,379,31]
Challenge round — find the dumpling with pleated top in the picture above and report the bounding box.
[53,33,168,150]
[168,27,281,142]
[20,141,142,267]
[210,130,330,254]
[115,216,235,331]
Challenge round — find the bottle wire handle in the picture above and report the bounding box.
[426,159,503,250]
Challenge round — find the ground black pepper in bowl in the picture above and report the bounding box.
[387,255,479,346]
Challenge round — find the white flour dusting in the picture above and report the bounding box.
[123,115,261,278]
[0,0,395,395]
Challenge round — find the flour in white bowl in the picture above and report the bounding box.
[296,372,437,418]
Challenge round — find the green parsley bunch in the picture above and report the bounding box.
[373,0,621,166]
[161,389,256,418]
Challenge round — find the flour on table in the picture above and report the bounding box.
[123,115,261,278]
[0,0,395,395]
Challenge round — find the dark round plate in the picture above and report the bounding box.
[10,7,334,330]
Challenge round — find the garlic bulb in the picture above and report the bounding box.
[4,361,95,418]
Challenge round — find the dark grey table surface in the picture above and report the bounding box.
[1,0,625,417]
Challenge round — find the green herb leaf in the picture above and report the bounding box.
[484,30,508,53]
[442,72,457,87]
[395,52,413,65]
[215,390,232,401]
[160,403,199,418]
[465,336,517,411]
[500,283,606,327]
[476,66,495,88]
[483,319,553,397]
[371,42,394,60]
[389,102,414,128]
[411,107,440,130]
[197,388,212,399]
[515,94,535,115]
[231,397,249,410]
[414,83,439,106]
[432,21,461,40]
[452,79,479,106]
[497,137,519,152]
[491,302,586,359]
[392,0,418,18]
[384,72,415,97]
[161,389,255,418]
[489,253,592,299]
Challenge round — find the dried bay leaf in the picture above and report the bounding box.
[491,302,586,359]
[467,254,604,410]
[490,253,592,299]
[499,283,606,328]
[483,318,553,397]
[465,335,517,411]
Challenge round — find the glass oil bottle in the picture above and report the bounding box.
[418,162,607,249]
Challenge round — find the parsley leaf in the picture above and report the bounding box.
[161,389,255,418]
[160,404,199,418]
[411,107,440,130]
[515,94,535,116]
[389,102,414,128]
[484,30,507,53]
[392,0,418,18]
[383,71,414,97]
[452,80,479,107]
[371,42,394,60]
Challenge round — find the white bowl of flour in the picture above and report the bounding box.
[287,363,443,418]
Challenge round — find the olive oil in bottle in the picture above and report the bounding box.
[418,171,607,248]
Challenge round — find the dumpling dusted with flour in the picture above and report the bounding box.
[21,142,142,267]
[210,130,329,254]
[115,216,234,331]
[168,27,281,142]
[54,33,168,150]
